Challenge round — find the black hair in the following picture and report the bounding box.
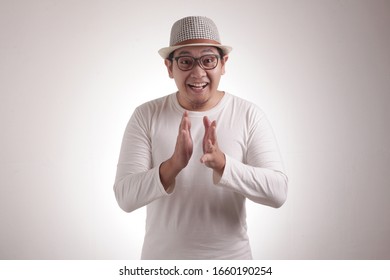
[167,51,174,61]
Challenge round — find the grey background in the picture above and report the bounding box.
[1,0,389,259]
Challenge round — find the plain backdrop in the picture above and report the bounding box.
[1,0,389,259]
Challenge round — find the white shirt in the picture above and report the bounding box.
[114,92,288,259]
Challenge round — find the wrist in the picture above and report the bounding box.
[159,157,182,190]
[214,152,226,177]
[169,155,185,174]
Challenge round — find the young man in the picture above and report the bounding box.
[114,16,288,259]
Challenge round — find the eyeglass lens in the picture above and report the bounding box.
[176,55,219,71]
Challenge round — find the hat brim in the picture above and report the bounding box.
[158,43,232,59]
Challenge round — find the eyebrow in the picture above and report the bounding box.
[177,48,216,56]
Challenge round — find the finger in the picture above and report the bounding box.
[203,116,211,129]
[207,139,215,153]
[179,112,185,132]
[178,127,193,153]
[209,121,217,144]
[200,154,209,164]
[186,112,192,131]
[180,111,191,132]
[203,116,211,141]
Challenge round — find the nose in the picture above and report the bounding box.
[190,62,206,78]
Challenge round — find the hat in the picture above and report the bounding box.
[158,16,232,59]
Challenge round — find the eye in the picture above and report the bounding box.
[201,55,217,67]
[178,57,193,66]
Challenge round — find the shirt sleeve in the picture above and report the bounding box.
[214,109,288,208]
[113,107,174,213]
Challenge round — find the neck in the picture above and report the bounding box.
[177,91,225,111]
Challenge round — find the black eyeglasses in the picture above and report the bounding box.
[172,54,220,71]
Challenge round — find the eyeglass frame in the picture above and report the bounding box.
[169,54,221,71]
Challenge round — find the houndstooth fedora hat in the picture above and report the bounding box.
[158,16,232,59]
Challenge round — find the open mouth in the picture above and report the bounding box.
[188,82,209,90]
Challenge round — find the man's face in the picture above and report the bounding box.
[165,46,228,111]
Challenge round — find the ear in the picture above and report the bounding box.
[220,55,229,75]
[164,59,174,79]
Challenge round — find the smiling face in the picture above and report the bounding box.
[165,46,228,111]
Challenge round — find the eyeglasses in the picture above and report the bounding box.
[172,54,221,71]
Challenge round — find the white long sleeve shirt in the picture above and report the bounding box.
[114,92,288,259]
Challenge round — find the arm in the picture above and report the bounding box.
[215,155,288,208]
[201,111,288,208]
[113,109,193,212]
[113,108,167,213]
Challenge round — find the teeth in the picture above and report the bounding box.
[189,83,207,87]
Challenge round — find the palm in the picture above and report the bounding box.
[173,111,193,169]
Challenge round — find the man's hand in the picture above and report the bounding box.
[200,116,226,176]
[159,111,193,190]
[172,110,193,169]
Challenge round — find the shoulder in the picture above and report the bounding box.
[131,93,177,122]
[127,94,175,130]
[225,93,266,120]
[135,94,172,113]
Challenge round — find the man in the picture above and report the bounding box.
[114,16,288,259]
